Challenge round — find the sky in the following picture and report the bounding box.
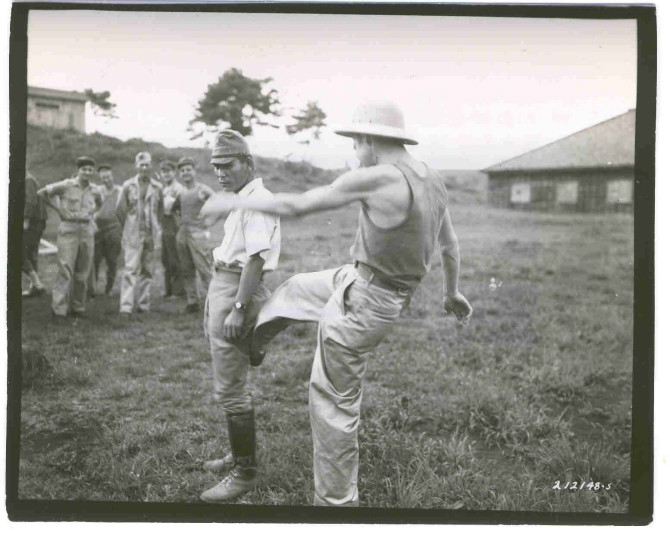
[25,10,637,170]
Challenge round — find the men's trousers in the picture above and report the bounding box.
[92,223,122,294]
[204,269,271,414]
[52,221,95,316]
[22,219,46,275]
[253,265,408,506]
[120,234,155,313]
[161,230,183,296]
[176,226,213,306]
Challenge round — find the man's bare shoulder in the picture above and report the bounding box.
[335,164,403,192]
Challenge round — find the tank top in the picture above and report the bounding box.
[350,160,448,290]
[179,182,213,228]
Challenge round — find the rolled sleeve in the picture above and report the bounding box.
[45,179,71,197]
[242,210,276,260]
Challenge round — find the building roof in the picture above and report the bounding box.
[28,86,88,103]
[484,109,636,172]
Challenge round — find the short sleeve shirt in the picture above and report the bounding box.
[212,178,280,272]
[45,177,101,220]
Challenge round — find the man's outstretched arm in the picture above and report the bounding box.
[201,167,385,220]
[438,207,472,325]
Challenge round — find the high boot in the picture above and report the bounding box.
[200,409,258,502]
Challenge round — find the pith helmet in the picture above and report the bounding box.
[210,130,251,165]
[334,101,418,145]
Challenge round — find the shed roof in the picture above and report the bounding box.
[484,109,636,172]
[28,86,88,103]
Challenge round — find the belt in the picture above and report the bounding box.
[214,260,243,274]
[354,261,410,294]
[61,217,91,224]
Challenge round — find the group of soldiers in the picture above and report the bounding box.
[25,152,216,317]
[23,101,474,507]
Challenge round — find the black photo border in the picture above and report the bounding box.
[6,1,656,525]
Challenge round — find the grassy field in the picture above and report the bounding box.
[17,196,634,512]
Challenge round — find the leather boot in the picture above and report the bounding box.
[200,409,258,503]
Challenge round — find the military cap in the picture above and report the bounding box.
[97,163,112,172]
[135,151,152,165]
[76,156,96,168]
[177,156,196,169]
[159,159,176,170]
[210,130,250,165]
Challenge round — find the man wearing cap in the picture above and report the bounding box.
[201,101,472,506]
[116,152,163,314]
[89,164,123,296]
[158,159,185,298]
[172,156,215,312]
[38,156,103,317]
[22,170,48,297]
[199,130,280,503]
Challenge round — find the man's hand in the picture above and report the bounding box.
[23,219,30,231]
[223,308,245,342]
[443,293,473,326]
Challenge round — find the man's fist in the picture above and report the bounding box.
[443,293,473,326]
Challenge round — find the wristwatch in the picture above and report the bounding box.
[234,301,247,312]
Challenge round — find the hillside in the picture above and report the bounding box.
[24,125,339,193]
[24,125,486,202]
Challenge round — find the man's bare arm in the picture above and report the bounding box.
[223,253,266,342]
[438,208,473,325]
[201,167,387,219]
[438,208,461,297]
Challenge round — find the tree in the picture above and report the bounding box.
[286,101,327,143]
[190,68,281,138]
[84,89,118,119]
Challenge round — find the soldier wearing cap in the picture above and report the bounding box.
[116,151,163,314]
[171,156,215,312]
[198,130,280,503]
[22,170,48,297]
[158,159,185,298]
[38,156,102,317]
[201,102,472,506]
[88,164,123,296]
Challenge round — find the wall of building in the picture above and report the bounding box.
[27,95,86,133]
[487,168,634,213]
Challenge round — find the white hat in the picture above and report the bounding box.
[334,101,418,145]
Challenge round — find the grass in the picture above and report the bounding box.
[17,196,634,512]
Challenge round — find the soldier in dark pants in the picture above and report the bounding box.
[91,164,123,296]
[22,170,47,297]
[159,159,185,298]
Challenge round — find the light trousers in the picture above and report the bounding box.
[52,221,95,316]
[254,265,408,506]
[120,234,155,313]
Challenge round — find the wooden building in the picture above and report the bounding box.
[484,109,635,213]
[27,86,87,133]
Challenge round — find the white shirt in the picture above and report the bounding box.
[163,179,185,215]
[212,178,280,271]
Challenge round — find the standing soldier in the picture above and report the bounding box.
[201,102,473,506]
[22,170,48,297]
[173,156,215,313]
[38,156,102,317]
[90,164,123,296]
[116,152,163,315]
[199,130,281,503]
[159,159,185,298]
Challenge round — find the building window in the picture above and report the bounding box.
[606,180,633,204]
[556,181,579,204]
[510,183,530,203]
[35,101,60,110]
